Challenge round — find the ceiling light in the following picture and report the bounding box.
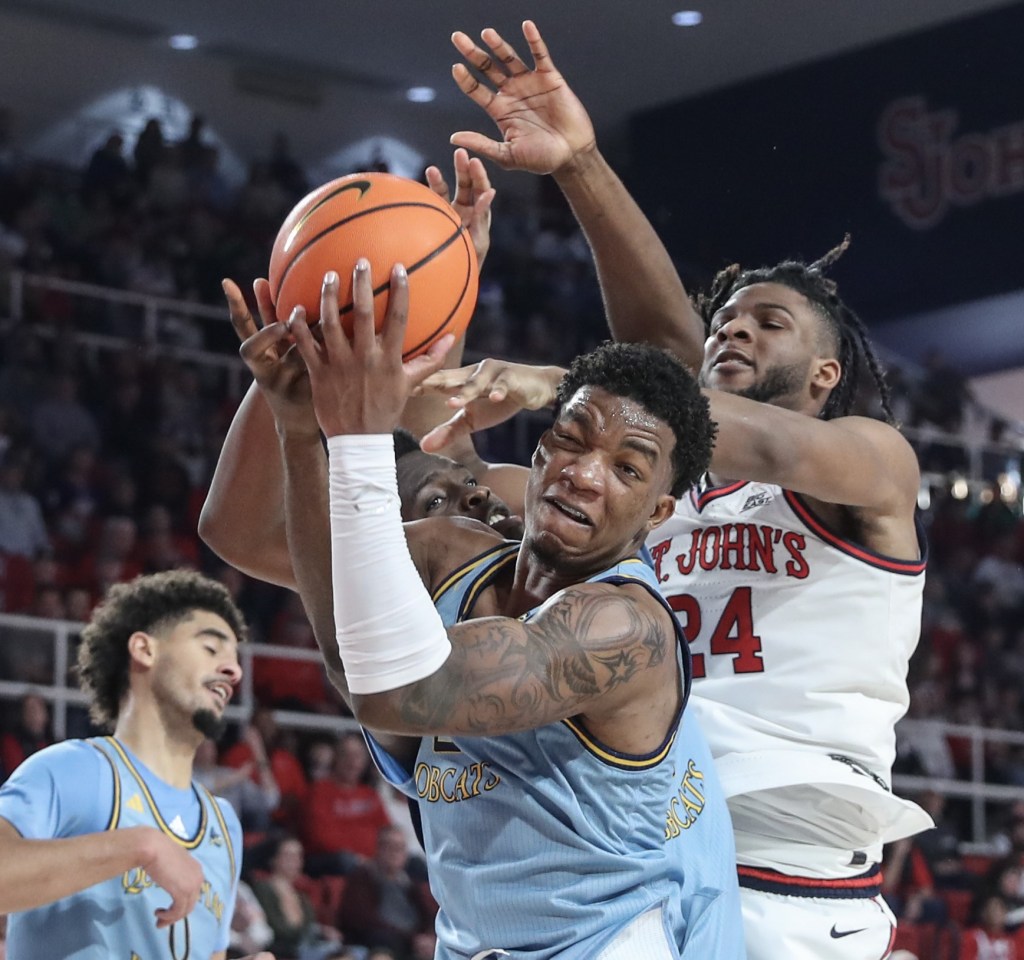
[671,11,703,26]
[406,87,436,103]
[168,34,199,50]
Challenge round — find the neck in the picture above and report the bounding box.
[113,696,199,789]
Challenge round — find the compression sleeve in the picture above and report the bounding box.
[326,434,452,695]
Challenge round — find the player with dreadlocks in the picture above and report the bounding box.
[411,20,934,960]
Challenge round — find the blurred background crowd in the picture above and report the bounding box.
[0,112,1022,960]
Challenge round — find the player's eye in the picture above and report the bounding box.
[425,495,445,512]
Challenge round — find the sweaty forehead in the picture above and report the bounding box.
[561,387,666,440]
[397,450,465,492]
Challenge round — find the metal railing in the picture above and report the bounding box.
[3,612,1022,843]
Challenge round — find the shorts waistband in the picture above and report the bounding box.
[737,864,883,900]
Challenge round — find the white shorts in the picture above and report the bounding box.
[741,887,896,960]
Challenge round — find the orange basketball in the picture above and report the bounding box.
[268,172,478,359]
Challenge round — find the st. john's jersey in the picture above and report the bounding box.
[646,481,932,875]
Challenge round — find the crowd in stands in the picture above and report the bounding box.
[1,115,1023,959]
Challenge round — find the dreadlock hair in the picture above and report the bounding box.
[77,570,248,730]
[696,236,895,423]
[556,341,717,497]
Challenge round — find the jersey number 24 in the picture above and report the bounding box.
[667,587,764,678]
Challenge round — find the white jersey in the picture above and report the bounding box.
[647,480,933,876]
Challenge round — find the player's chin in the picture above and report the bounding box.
[192,708,228,741]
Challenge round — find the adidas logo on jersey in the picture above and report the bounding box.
[741,490,773,511]
[168,814,188,838]
[126,793,144,813]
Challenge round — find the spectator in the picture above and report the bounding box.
[303,733,390,877]
[132,118,164,186]
[251,835,343,960]
[960,895,1024,960]
[337,826,437,960]
[29,374,100,466]
[0,452,50,559]
[228,878,275,958]
[221,708,307,832]
[0,693,51,779]
[192,738,279,833]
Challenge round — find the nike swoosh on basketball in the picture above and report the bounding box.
[830,925,867,939]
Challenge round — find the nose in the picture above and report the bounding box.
[715,314,754,343]
[561,452,604,492]
[460,484,492,512]
[220,656,242,687]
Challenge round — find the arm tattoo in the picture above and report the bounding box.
[397,585,670,735]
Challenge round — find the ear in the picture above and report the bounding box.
[127,630,156,669]
[646,493,677,533]
[811,356,841,392]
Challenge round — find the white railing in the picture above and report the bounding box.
[3,612,1023,842]
[0,612,359,741]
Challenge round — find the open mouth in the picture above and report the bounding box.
[205,681,232,709]
[713,349,753,370]
[547,497,593,526]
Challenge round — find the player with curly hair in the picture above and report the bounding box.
[0,570,273,960]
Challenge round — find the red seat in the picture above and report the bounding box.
[892,920,922,955]
[940,888,974,926]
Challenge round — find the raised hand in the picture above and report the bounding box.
[450,20,596,175]
[425,147,495,267]
[288,261,453,438]
[224,277,319,438]
[418,358,564,452]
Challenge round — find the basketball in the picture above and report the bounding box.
[268,172,478,359]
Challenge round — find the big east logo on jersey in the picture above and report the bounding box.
[649,523,810,582]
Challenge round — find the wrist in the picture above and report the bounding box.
[552,142,602,183]
[129,826,163,868]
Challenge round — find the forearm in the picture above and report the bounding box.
[280,431,350,702]
[554,148,705,371]
[0,825,156,913]
[200,382,295,588]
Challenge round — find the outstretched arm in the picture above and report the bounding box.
[199,278,305,589]
[450,20,705,369]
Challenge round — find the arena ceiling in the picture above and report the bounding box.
[5,0,1020,145]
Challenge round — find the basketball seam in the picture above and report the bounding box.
[274,201,462,301]
[400,228,475,359]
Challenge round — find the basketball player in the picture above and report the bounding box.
[198,148,501,584]
[417,20,933,959]
[252,259,744,959]
[0,570,273,960]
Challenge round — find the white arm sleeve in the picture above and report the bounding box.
[326,434,452,695]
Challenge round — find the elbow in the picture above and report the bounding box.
[350,691,411,734]
[197,501,222,553]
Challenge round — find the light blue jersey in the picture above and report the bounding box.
[0,736,241,960]
[367,543,745,960]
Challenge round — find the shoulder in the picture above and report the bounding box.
[5,738,109,786]
[539,579,674,639]
[406,516,507,587]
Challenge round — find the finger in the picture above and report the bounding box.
[424,165,451,203]
[349,258,377,355]
[286,306,321,368]
[379,263,410,357]
[253,278,277,328]
[480,27,530,78]
[420,408,473,453]
[319,269,342,341]
[404,333,456,386]
[417,368,472,394]
[452,148,474,209]
[522,19,556,72]
[450,62,499,113]
[449,129,510,168]
[467,155,493,195]
[451,30,509,89]
[223,279,258,343]
[238,322,291,364]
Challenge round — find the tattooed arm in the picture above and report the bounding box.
[350,580,680,756]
